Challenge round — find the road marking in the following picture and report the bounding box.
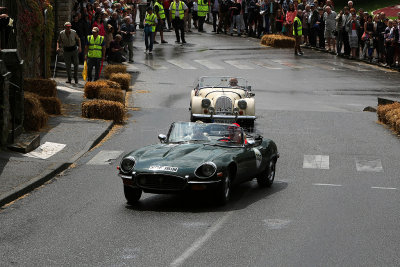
[167,59,197,69]
[25,142,66,159]
[251,60,283,69]
[224,60,254,69]
[331,62,370,72]
[371,187,397,190]
[305,61,339,71]
[57,86,81,94]
[303,155,329,169]
[312,183,342,187]
[180,222,210,228]
[194,59,224,69]
[263,219,291,230]
[170,211,233,267]
[143,59,167,70]
[272,60,304,69]
[87,150,124,165]
[355,158,383,172]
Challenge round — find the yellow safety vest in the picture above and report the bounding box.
[145,13,157,32]
[155,2,166,19]
[293,16,302,36]
[170,1,184,20]
[197,0,208,17]
[87,35,104,58]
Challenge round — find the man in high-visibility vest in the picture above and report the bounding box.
[154,0,168,44]
[197,0,208,32]
[84,27,106,81]
[169,0,188,43]
[293,9,304,56]
[144,7,157,54]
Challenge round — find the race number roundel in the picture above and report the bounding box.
[253,148,262,168]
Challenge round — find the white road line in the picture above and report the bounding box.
[312,183,342,187]
[25,142,66,159]
[87,150,124,165]
[57,86,82,94]
[371,187,397,190]
[251,60,283,69]
[331,62,370,72]
[224,60,255,69]
[143,59,167,70]
[167,59,197,69]
[263,219,291,230]
[303,155,330,169]
[194,59,224,69]
[355,158,383,172]
[170,211,233,267]
[272,60,304,69]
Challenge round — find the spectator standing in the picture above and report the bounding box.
[71,14,85,62]
[211,0,219,32]
[154,0,168,43]
[184,0,193,32]
[164,0,172,30]
[247,0,257,37]
[376,13,387,63]
[315,7,325,48]
[268,0,279,34]
[275,9,284,34]
[144,7,157,54]
[170,0,188,43]
[293,9,304,56]
[309,4,318,46]
[105,24,114,59]
[108,12,120,37]
[218,0,231,34]
[192,0,199,29]
[385,20,395,67]
[361,15,374,61]
[197,0,209,32]
[57,22,82,84]
[302,4,310,45]
[342,6,351,56]
[347,10,360,59]
[121,16,136,62]
[394,20,400,66]
[324,6,336,52]
[92,13,106,36]
[85,27,106,81]
[230,0,242,36]
[260,0,270,34]
[138,0,148,29]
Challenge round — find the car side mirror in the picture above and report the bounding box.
[248,92,255,97]
[158,134,167,143]
[247,86,252,91]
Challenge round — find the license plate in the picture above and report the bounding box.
[214,119,234,124]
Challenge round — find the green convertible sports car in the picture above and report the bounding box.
[117,122,279,205]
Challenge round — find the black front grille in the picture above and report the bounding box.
[136,174,187,191]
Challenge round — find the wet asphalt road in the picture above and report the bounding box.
[1,27,400,266]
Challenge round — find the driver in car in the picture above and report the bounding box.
[218,123,248,144]
[229,78,239,87]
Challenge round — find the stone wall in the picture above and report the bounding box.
[56,0,75,32]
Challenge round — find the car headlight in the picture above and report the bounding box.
[201,98,211,108]
[195,162,217,178]
[238,100,247,109]
[120,156,136,173]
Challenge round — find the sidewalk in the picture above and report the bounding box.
[0,71,128,207]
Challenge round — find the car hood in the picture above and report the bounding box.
[132,143,229,171]
[206,91,243,102]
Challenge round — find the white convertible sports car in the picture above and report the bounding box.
[189,76,256,128]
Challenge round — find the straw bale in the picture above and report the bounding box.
[84,81,109,99]
[109,73,131,91]
[377,102,400,123]
[82,99,125,123]
[97,79,122,90]
[261,34,295,48]
[38,96,62,115]
[98,88,124,104]
[24,92,49,131]
[104,64,127,79]
[385,108,400,127]
[24,78,57,97]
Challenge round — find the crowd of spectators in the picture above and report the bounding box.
[69,0,400,68]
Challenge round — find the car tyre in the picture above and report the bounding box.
[215,172,231,205]
[257,160,276,188]
[124,186,142,204]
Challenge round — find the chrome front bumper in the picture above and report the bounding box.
[192,114,256,120]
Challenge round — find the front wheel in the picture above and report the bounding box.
[215,173,231,205]
[257,160,276,188]
[124,186,142,204]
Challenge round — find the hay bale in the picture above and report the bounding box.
[261,34,295,48]
[24,92,49,131]
[395,118,400,134]
[385,108,400,127]
[84,81,109,99]
[377,102,400,123]
[109,73,131,91]
[82,99,125,123]
[97,79,122,90]
[38,96,62,115]
[98,88,124,104]
[24,78,57,97]
[104,64,127,79]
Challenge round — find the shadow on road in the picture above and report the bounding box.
[125,180,288,213]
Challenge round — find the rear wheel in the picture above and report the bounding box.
[124,186,142,204]
[215,172,231,205]
[257,160,276,188]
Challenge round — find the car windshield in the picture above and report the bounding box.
[167,122,244,146]
[197,77,249,90]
